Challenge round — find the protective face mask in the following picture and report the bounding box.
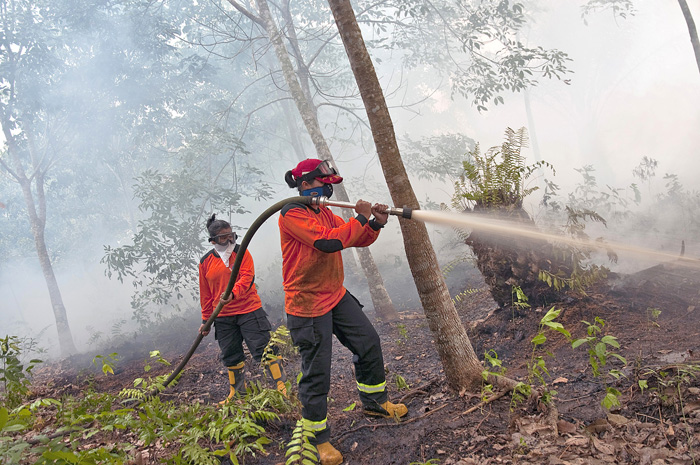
[213,242,235,267]
[302,184,333,198]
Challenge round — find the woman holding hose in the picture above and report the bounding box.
[198,214,286,403]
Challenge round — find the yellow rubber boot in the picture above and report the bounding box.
[316,441,343,465]
[219,361,245,404]
[264,356,287,396]
[364,400,408,419]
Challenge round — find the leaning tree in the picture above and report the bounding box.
[328,0,493,391]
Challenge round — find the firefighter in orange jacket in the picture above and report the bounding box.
[199,214,286,403]
[280,159,407,465]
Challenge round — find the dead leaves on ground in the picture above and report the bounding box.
[440,408,700,464]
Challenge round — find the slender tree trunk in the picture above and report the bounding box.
[678,0,700,75]
[327,0,484,390]
[254,0,399,321]
[279,99,308,162]
[2,124,77,356]
[523,90,542,163]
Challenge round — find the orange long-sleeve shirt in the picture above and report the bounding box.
[278,202,382,317]
[198,245,262,321]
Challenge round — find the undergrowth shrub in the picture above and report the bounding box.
[0,347,293,464]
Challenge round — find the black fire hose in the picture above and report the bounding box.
[149,195,314,396]
[143,195,412,399]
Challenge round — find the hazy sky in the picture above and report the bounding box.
[399,1,700,192]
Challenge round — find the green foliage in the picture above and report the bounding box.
[481,349,507,401]
[538,266,607,295]
[120,351,180,401]
[92,352,120,376]
[102,166,248,326]
[393,373,410,391]
[389,0,572,111]
[481,309,629,412]
[452,287,480,304]
[242,380,295,416]
[564,165,639,218]
[1,348,289,464]
[0,335,42,409]
[453,127,554,211]
[395,323,409,345]
[638,365,700,408]
[401,133,476,181]
[571,317,626,376]
[523,307,571,406]
[285,419,319,465]
[581,0,636,24]
[261,326,294,367]
[483,349,506,378]
[646,307,661,328]
[511,286,530,310]
[571,317,627,409]
[144,350,171,372]
[409,459,440,465]
[537,204,611,295]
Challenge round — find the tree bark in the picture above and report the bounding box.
[523,90,542,163]
[254,0,399,321]
[327,0,484,390]
[678,0,700,75]
[1,124,77,356]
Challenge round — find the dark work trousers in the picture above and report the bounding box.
[213,308,272,366]
[287,291,387,444]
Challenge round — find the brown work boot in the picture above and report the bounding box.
[363,400,408,419]
[316,442,343,465]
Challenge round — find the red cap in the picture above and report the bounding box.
[291,158,343,184]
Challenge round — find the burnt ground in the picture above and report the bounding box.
[28,260,700,464]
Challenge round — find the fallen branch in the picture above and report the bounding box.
[334,403,449,442]
[462,388,511,415]
[398,390,427,404]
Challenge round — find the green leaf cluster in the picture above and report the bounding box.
[1,349,289,464]
[1,335,42,409]
[570,317,627,409]
[452,127,554,211]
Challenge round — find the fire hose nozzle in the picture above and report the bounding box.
[386,206,413,219]
[309,196,412,219]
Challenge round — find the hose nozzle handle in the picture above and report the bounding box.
[310,196,412,219]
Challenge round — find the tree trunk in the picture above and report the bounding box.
[254,0,399,322]
[523,90,542,163]
[2,125,77,356]
[278,99,308,162]
[327,0,484,390]
[678,0,700,75]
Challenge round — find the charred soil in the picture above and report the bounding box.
[27,261,700,464]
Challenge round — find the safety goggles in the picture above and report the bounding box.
[210,232,236,242]
[300,160,339,183]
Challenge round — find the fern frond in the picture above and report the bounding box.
[453,127,552,210]
[285,420,319,465]
[452,288,481,303]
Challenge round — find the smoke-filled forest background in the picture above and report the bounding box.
[1,0,699,357]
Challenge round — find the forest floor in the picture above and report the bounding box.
[27,259,700,465]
